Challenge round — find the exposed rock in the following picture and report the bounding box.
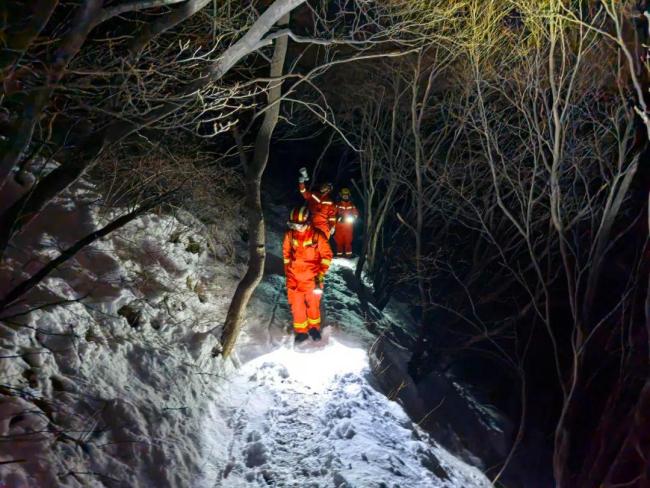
[118,303,142,328]
[186,237,201,254]
[169,230,183,244]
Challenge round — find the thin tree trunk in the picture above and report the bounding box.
[408,55,433,378]
[218,13,290,358]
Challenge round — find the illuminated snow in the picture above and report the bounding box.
[199,335,492,487]
[244,338,368,392]
[0,191,493,487]
[331,256,358,270]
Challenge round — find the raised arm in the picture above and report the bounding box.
[298,166,311,201]
[299,181,312,201]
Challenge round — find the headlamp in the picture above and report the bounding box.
[288,222,308,232]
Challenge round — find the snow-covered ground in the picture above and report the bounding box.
[0,176,493,487]
[200,333,490,487]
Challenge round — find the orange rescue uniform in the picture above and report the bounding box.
[299,182,337,237]
[334,200,359,256]
[282,226,333,333]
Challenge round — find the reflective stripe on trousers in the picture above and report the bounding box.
[334,223,353,255]
[288,288,322,332]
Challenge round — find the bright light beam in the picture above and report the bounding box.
[242,338,368,392]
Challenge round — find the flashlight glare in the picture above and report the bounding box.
[248,338,368,391]
[345,216,356,223]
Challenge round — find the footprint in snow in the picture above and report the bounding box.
[244,441,267,468]
[246,431,261,442]
[334,421,356,439]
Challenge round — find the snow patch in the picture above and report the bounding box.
[251,338,367,392]
[0,189,494,487]
[199,335,492,488]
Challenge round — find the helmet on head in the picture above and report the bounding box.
[288,206,310,231]
[289,206,310,224]
[339,187,351,198]
[320,182,333,194]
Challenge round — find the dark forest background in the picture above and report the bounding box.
[1,1,648,486]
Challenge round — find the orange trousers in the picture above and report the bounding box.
[334,223,353,256]
[287,288,322,333]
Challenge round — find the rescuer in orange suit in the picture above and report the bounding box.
[298,167,337,238]
[283,206,333,342]
[334,187,359,257]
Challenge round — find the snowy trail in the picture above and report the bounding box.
[199,332,492,488]
[0,188,495,487]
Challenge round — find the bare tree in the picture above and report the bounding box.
[339,1,648,484]
[451,3,646,484]
[218,12,291,358]
[0,0,310,262]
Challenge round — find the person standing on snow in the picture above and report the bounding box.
[298,167,337,238]
[334,187,359,257]
[282,206,333,342]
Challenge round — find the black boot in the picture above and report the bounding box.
[294,332,309,343]
[308,328,322,341]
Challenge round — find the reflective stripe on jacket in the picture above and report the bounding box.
[299,182,337,233]
[336,200,359,221]
[282,226,333,291]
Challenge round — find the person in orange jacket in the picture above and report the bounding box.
[298,167,337,238]
[283,206,333,342]
[334,187,359,257]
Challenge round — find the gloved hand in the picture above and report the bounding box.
[313,273,325,295]
[329,226,335,236]
[298,167,309,183]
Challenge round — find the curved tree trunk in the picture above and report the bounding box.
[127,0,212,57]
[0,0,306,263]
[218,13,290,358]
